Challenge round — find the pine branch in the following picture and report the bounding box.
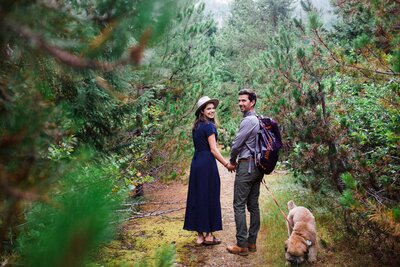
[4,19,149,72]
[312,29,400,76]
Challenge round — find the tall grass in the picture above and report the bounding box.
[259,172,310,266]
[258,172,385,267]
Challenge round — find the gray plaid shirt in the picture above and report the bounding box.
[229,110,260,164]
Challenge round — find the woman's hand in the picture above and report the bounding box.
[226,163,236,172]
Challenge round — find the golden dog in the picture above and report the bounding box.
[285,200,317,265]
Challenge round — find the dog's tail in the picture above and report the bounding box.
[287,200,296,211]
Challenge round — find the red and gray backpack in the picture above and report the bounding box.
[247,116,282,175]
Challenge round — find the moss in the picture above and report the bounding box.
[91,216,194,266]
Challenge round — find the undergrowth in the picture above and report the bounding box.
[260,172,386,267]
[90,215,192,266]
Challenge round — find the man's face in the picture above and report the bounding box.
[238,94,255,113]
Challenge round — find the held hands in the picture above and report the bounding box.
[225,162,236,173]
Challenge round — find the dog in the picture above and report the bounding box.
[285,200,317,265]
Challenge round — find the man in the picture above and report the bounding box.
[226,89,263,256]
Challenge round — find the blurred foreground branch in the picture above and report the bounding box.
[4,19,150,71]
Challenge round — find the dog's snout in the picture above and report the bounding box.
[288,256,304,265]
[288,259,298,265]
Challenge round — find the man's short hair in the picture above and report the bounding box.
[239,88,257,104]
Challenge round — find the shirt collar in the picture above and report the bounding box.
[243,110,256,117]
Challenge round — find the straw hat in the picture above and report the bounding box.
[195,96,219,116]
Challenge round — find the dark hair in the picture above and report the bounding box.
[192,104,216,130]
[239,88,257,104]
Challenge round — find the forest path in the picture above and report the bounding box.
[175,161,268,267]
[95,160,380,266]
[135,162,270,266]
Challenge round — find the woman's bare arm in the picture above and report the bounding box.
[208,134,229,167]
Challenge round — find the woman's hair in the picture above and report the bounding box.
[193,104,217,130]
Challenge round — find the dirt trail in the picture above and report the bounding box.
[140,162,268,266]
[96,160,385,266]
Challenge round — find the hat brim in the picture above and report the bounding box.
[195,99,219,116]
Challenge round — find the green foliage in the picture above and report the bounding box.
[339,190,357,208]
[391,50,400,73]
[308,11,322,30]
[300,0,312,12]
[155,244,176,267]
[47,135,78,161]
[296,47,305,59]
[17,155,125,267]
[258,0,296,30]
[0,0,188,262]
[341,172,357,190]
[334,79,399,198]
[329,0,399,76]
[393,208,400,222]
[134,243,176,267]
[217,1,399,261]
[2,0,399,264]
[339,173,359,208]
[353,34,370,49]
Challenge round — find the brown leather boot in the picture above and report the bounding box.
[227,245,249,256]
[248,244,257,252]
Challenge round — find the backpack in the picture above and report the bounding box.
[247,116,282,175]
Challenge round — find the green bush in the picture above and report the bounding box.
[17,156,126,267]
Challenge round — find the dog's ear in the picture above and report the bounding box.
[306,240,312,247]
[287,200,296,210]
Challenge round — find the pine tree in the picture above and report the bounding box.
[257,0,295,31]
[0,0,181,263]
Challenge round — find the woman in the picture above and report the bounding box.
[183,96,231,245]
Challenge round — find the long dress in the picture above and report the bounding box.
[183,121,223,233]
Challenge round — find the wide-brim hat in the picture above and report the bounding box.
[195,96,219,116]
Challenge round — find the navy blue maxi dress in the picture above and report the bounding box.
[183,122,223,233]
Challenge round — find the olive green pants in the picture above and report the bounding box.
[233,161,263,248]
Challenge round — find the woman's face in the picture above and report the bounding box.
[201,103,216,120]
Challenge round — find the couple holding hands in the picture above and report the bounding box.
[184,89,263,256]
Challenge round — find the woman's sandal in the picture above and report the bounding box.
[203,236,222,245]
[195,235,205,246]
[195,240,204,246]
